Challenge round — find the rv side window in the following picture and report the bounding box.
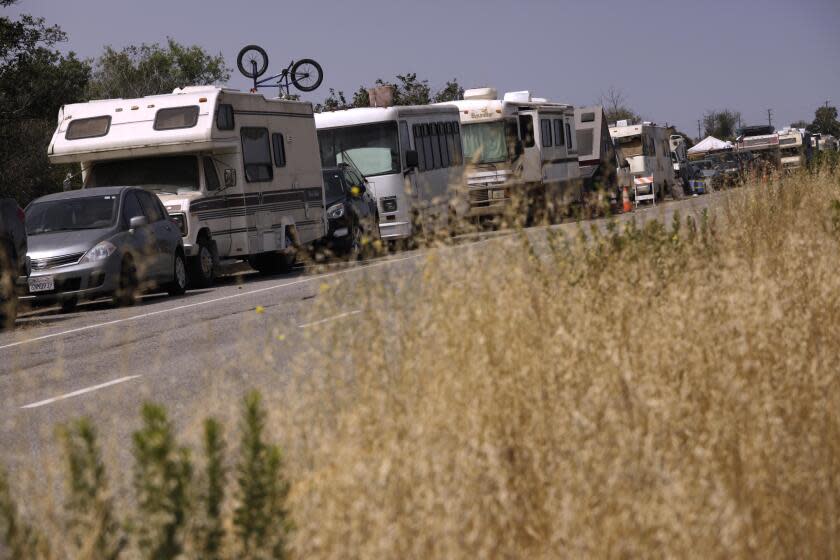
[429,124,442,169]
[154,106,200,131]
[66,116,111,140]
[519,115,535,148]
[272,133,287,167]
[553,119,565,146]
[452,123,463,165]
[216,104,235,130]
[240,127,273,182]
[203,157,220,190]
[437,123,450,168]
[565,121,574,151]
[422,124,435,170]
[541,119,553,148]
[581,112,596,123]
[399,121,411,166]
[412,124,426,171]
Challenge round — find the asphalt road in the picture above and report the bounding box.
[0,193,722,481]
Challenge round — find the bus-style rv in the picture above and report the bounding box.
[735,125,780,169]
[315,105,463,242]
[574,105,618,199]
[777,128,812,171]
[609,121,676,201]
[439,88,581,224]
[48,86,327,286]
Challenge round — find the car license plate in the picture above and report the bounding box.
[28,276,54,293]
[491,190,505,200]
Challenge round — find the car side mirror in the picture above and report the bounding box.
[129,215,148,231]
[350,184,366,197]
[405,150,419,169]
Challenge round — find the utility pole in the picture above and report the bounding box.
[767,108,773,127]
[697,119,702,140]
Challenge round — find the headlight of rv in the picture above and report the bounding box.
[327,202,345,219]
[81,240,117,263]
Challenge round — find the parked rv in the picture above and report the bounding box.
[574,106,618,206]
[440,88,581,224]
[315,105,463,242]
[735,125,780,170]
[669,134,690,193]
[609,121,676,201]
[48,86,327,285]
[777,128,812,171]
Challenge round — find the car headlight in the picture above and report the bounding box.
[81,240,117,263]
[327,202,345,219]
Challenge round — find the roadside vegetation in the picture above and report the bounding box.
[2,163,840,558]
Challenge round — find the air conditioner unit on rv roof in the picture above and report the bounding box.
[503,91,532,103]
[463,88,498,100]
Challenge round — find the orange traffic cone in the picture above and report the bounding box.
[622,185,633,213]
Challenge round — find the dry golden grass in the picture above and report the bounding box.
[4,166,840,559]
[275,167,840,558]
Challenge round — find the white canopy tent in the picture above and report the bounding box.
[688,136,733,154]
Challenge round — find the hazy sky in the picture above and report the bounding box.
[9,0,840,137]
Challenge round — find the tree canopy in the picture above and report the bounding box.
[702,109,741,140]
[315,75,464,111]
[806,105,840,138]
[87,38,230,100]
[0,2,90,203]
[599,86,640,125]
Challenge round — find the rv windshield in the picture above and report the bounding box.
[87,156,199,194]
[318,122,401,177]
[461,121,513,164]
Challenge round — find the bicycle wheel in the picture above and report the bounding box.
[237,45,269,79]
[290,58,323,92]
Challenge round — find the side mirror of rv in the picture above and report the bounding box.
[129,215,148,231]
[405,150,419,170]
[350,183,366,197]
[224,168,236,188]
[514,140,524,157]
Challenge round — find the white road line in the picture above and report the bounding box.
[20,375,142,409]
[0,254,420,352]
[298,309,361,329]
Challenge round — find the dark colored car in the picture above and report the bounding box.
[321,165,380,257]
[0,198,28,328]
[22,186,187,312]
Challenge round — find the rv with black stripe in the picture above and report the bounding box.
[48,86,327,285]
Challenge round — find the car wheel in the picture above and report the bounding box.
[113,257,138,307]
[188,238,215,288]
[167,250,187,296]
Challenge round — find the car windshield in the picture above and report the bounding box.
[460,121,514,164]
[322,171,345,199]
[318,122,401,177]
[26,194,119,235]
[87,155,199,194]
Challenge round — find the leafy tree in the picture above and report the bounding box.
[433,79,464,102]
[351,85,370,108]
[0,1,90,203]
[314,88,351,112]
[599,86,639,125]
[806,105,840,138]
[702,109,741,140]
[87,38,229,100]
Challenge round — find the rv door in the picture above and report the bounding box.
[518,111,542,183]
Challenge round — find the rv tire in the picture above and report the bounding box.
[188,238,215,289]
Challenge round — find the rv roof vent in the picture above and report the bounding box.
[463,87,498,101]
[172,86,220,95]
[531,97,548,103]
[503,91,532,103]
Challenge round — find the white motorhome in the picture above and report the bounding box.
[669,134,689,183]
[48,86,326,285]
[777,128,811,170]
[315,105,463,241]
[574,106,617,195]
[439,88,580,223]
[609,121,676,200]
